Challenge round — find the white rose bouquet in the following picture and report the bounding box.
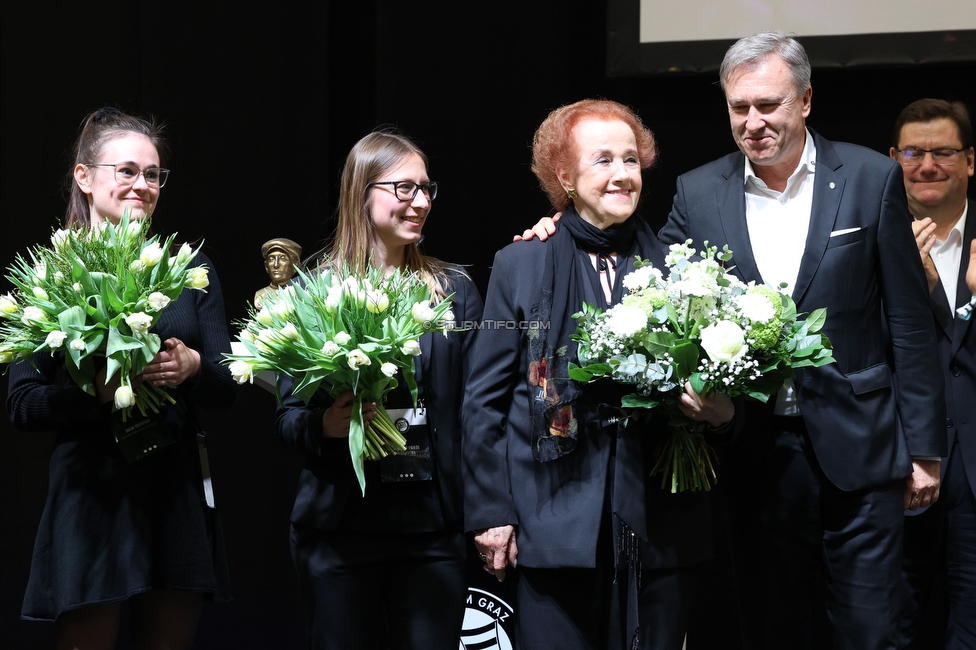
[571,240,835,492]
[223,266,454,495]
[0,213,209,419]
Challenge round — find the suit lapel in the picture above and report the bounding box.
[931,283,954,339]
[719,160,764,284]
[792,133,843,307]
[950,204,976,356]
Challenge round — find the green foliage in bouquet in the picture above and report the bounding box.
[570,240,835,492]
[0,213,209,418]
[224,265,454,495]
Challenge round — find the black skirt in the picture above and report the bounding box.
[22,426,231,621]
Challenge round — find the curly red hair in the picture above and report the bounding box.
[531,99,657,211]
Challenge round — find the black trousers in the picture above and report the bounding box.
[290,523,466,650]
[515,516,701,650]
[731,422,905,650]
[901,439,976,650]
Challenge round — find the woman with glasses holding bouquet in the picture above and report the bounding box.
[6,108,237,649]
[274,129,483,650]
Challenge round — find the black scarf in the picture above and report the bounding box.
[527,204,661,462]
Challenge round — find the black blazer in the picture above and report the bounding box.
[659,130,946,491]
[275,268,482,531]
[462,225,715,570]
[930,201,976,498]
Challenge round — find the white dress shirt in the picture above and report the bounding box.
[744,128,817,296]
[743,130,817,416]
[927,202,969,310]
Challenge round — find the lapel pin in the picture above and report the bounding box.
[828,182,836,189]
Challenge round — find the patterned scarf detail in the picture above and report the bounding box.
[527,204,655,461]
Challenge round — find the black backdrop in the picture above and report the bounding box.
[3,3,975,648]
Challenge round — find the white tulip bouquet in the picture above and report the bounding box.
[570,240,835,492]
[0,214,209,419]
[224,266,454,495]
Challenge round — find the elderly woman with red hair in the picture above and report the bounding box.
[462,99,733,649]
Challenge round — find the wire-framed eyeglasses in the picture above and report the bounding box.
[87,163,170,188]
[367,180,438,201]
[894,147,967,166]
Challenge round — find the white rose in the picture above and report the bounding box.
[320,341,340,357]
[334,331,351,346]
[671,266,719,298]
[125,312,153,334]
[737,292,776,324]
[72,283,83,293]
[347,348,371,370]
[139,242,164,267]
[129,259,147,273]
[604,304,648,339]
[147,292,171,312]
[380,362,397,378]
[411,301,435,324]
[69,338,86,352]
[621,265,662,291]
[365,290,389,314]
[114,385,135,410]
[22,306,46,324]
[400,339,421,356]
[699,320,748,363]
[228,360,254,384]
[45,330,67,349]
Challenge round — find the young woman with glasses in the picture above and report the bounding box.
[7,107,238,649]
[275,129,482,650]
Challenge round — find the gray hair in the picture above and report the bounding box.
[719,31,811,97]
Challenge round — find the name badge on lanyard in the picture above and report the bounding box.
[380,405,433,482]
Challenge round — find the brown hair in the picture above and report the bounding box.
[65,107,168,228]
[327,129,460,299]
[531,99,657,211]
[892,98,973,150]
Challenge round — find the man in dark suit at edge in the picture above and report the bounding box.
[655,32,946,649]
[893,98,976,649]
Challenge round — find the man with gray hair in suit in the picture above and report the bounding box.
[657,32,946,649]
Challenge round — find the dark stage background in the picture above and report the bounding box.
[2,3,975,649]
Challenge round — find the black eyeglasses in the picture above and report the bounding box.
[87,163,170,188]
[894,147,968,166]
[367,180,438,201]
